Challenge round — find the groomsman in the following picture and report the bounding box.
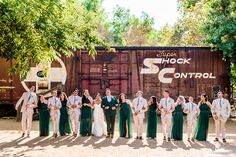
[102,88,118,138]
[184,96,198,142]
[48,90,62,138]
[15,86,37,138]
[212,91,231,142]
[132,91,148,140]
[67,88,82,137]
[159,90,175,141]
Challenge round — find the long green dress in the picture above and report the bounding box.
[80,96,92,136]
[147,103,158,139]
[59,99,71,136]
[119,102,132,138]
[195,103,210,141]
[171,104,183,140]
[38,101,50,136]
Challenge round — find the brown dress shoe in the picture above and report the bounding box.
[214,138,219,142]
[163,136,166,141]
[167,137,171,141]
[223,138,227,143]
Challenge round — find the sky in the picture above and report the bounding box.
[101,0,180,30]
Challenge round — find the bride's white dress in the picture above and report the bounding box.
[92,103,107,137]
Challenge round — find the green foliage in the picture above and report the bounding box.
[82,0,113,43]
[158,0,208,46]
[111,6,159,46]
[230,63,236,91]
[201,0,236,88]
[124,12,159,46]
[0,0,110,79]
[110,6,131,45]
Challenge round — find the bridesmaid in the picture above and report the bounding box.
[38,95,50,136]
[195,93,211,141]
[171,95,184,141]
[59,92,71,136]
[118,93,132,138]
[147,96,158,140]
[80,89,93,136]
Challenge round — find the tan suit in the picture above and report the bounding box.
[159,97,175,138]
[184,102,198,138]
[132,97,148,137]
[67,95,82,134]
[212,98,231,139]
[48,96,62,134]
[15,92,37,134]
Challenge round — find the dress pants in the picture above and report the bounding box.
[215,118,227,139]
[161,113,172,138]
[133,115,144,137]
[21,111,33,134]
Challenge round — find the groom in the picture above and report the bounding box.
[102,88,118,138]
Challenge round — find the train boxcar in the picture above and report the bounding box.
[0,47,230,107]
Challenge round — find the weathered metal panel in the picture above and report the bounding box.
[0,47,230,105]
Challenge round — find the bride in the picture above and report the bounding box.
[92,93,107,137]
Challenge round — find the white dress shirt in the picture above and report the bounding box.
[184,102,198,121]
[67,95,82,109]
[48,96,62,114]
[212,98,231,120]
[15,92,37,113]
[159,97,175,118]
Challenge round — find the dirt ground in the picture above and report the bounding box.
[0,117,235,157]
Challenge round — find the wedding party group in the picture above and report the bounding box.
[15,86,231,143]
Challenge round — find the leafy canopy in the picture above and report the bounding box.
[0,0,110,79]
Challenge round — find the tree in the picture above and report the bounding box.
[82,0,113,43]
[110,5,131,45]
[0,0,110,79]
[110,6,159,46]
[123,12,159,46]
[201,0,236,90]
[157,0,208,46]
[178,0,236,90]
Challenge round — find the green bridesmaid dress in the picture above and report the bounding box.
[147,103,158,139]
[171,104,183,140]
[119,102,132,138]
[38,101,50,136]
[59,99,71,136]
[195,103,210,141]
[80,96,92,136]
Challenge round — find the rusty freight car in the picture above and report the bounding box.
[0,47,230,109]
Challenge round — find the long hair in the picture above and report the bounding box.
[60,92,68,103]
[150,96,158,110]
[200,93,208,104]
[119,93,126,103]
[94,92,102,103]
[178,95,186,104]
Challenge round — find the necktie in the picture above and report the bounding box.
[137,98,140,106]
[165,98,168,109]
[191,103,194,112]
[28,93,31,101]
[220,99,222,108]
[54,97,57,106]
